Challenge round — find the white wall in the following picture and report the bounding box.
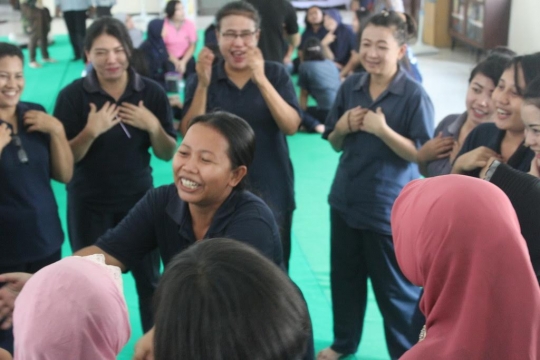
[42,0,196,19]
[508,0,540,54]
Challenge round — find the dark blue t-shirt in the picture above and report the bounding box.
[323,69,434,234]
[330,23,356,66]
[53,68,177,208]
[300,25,328,49]
[0,102,64,265]
[95,185,283,268]
[184,60,300,222]
[456,122,534,177]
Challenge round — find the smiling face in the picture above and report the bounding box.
[522,103,540,157]
[0,55,24,109]
[492,65,526,133]
[465,73,496,126]
[359,24,406,79]
[86,33,129,83]
[217,15,259,72]
[172,123,245,207]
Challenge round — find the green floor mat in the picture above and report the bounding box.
[16,34,391,360]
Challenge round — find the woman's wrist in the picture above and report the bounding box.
[483,159,501,181]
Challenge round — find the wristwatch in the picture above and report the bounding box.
[483,159,501,181]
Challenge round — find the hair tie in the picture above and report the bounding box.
[307,45,321,52]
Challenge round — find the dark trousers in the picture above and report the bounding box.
[301,107,328,132]
[329,208,421,359]
[95,6,112,17]
[276,209,294,272]
[22,5,50,62]
[63,10,87,60]
[0,250,62,355]
[67,192,159,333]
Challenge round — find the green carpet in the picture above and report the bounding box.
[13,34,389,359]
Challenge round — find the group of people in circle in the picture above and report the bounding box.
[0,1,540,360]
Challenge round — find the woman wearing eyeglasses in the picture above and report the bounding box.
[181,1,301,270]
[0,42,72,355]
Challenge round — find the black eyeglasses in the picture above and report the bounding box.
[220,30,258,42]
[12,135,29,164]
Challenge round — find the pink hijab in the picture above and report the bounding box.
[13,256,131,360]
[392,175,540,360]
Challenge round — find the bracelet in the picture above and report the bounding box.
[347,111,353,133]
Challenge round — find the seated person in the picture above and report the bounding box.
[320,9,356,70]
[292,6,327,74]
[339,7,370,79]
[480,75,540,282]
[452,53,540,177]
[13,256,130,360]
[392,175,540,359]
[153,238,311,359]
[417,50,514,177]
[139,19,175,88]
[298,37,340,133]
[114,13,143,48]
[162,0,197,79]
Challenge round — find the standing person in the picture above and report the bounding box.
[452,53,540,177]
[318,11,433,360]
[52,17,177,333]
[162,0,197,79]
[181,1,301,270]
[0,42,72,355]
[55,0,92,61]
[94,0,115,17]
[392,175,540,360]
[20,0,56,68]
[245,0,300,63]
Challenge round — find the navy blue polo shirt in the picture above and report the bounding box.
[0,102,63,265]
[426,112,465,177]
[184,60,299,222]
[53,68,177,208]
[330,23,356,67]
[95,185,283,268]
[456,122,534,177]
[300,25,328,48]
[323,69,434,234]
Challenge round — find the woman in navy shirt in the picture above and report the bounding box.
[0,42,73,354]
[452,53,540,177]
[319,11,433,360]
[321,9,356,69]
[181,1,301,270]
[53,17,177,333]
[0,112,297,357]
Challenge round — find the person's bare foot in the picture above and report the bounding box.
[317,347,343,360]
[29,61,42,68]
